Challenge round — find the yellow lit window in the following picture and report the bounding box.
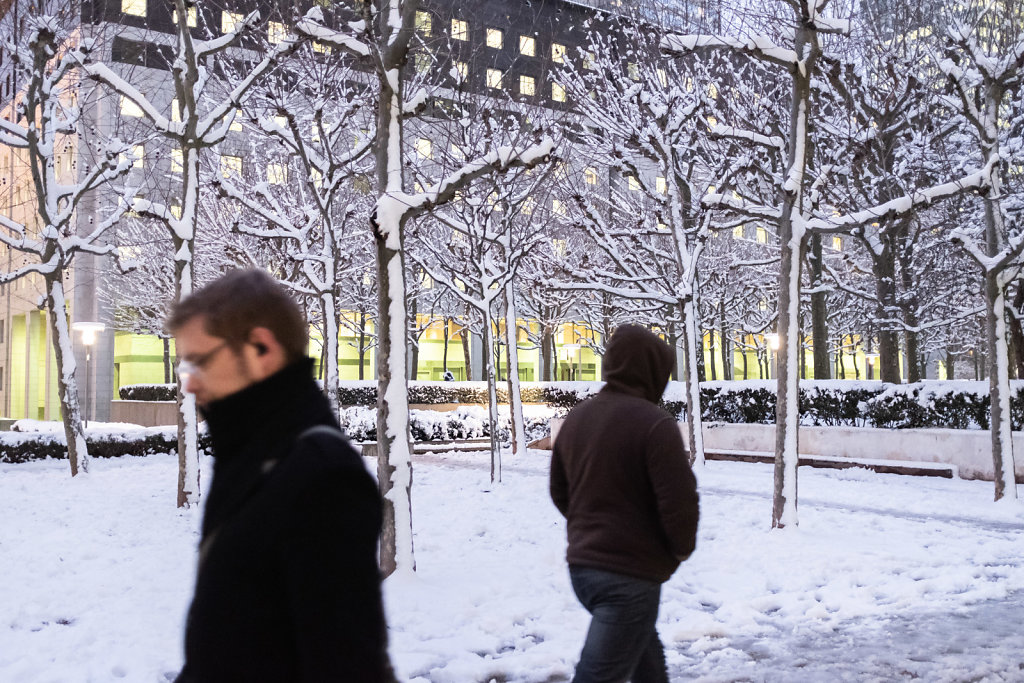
[313,41,331,54]
[486,68,503,89]
[520,75,536,96]
[172,5,196,26]
[706,116,717,130]
[758,299,767,311]
[122,0,145,17]
[220,155,242,178]
[522,197,536,215]
[171,148,183,174]
[552,199,567,216]
[656,176,667,194]
[486,28,503,49]
[733,225,744,239]
[584,167,598,185]
[627,175,640,192]
[452,61,468,80]
[627,62,640,80]
[551,82,566,102]
[552,43,566,63]
[756,226,768,243]
[230,113,242,132]
[120,96,144,118]
[415,53,431,74]
[415,11,432,36]
[274,115,288,129]
[222,11,243,34]
[657,68,668,87]
[312,168,323,188]
[415,137,433,159]
[449,143,465,160]
[451,19,468,41]
[267,163,287,184]
[583,51,595,69]
[832,236,843,251]
[708,82,718,99]
[171,98,180,122]
[685,77,694,92]
[519,35,535,56]
[552,238,567,256]
[171,203,182,219]
[268,21,288,44]
[131,144,144,168]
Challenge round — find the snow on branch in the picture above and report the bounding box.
[295,7,371,58]
[661,33,798,69]
[712,125,786,154]
[195,10,261,60]
[802,163,993,233]
[74,60,177,135]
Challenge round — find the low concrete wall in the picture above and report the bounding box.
[684,422,1024,482]
[550,418,1023,482]
[109,400,204,427]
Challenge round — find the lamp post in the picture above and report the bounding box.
[765,333,779,380]
[865,352,879,381]
[561,343,581,380]
[72,322,105,428]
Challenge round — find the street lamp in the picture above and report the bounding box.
[560,343,581,380]
[865,351,879,381]
[72,322,105,427]
[765,333,779,379]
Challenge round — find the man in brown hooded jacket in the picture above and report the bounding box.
[550,324,699,683]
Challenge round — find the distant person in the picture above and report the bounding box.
[442,369,455,381]
[169,270,394,682]
[550,324,700,683]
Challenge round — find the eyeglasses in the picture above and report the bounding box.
[176,341,230,381]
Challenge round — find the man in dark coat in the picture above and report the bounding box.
[170,270,394,682]
[550,324,700,683]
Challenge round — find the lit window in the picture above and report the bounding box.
[656,176,667,194]
[706,116,717,130]
[222,11,244,34]
[415,138,433,159]
[312,168,323,188]
[131,144,144,168]
[450,143,465,160]
[415,11,432,36]
[583,51,595,69]
[451,19,468,41]
[685,77,694,92]
[221,155,242,178]
[452,61,468,80]
[171,148,183,174]
[708,82,718,99]
[172,5,196,26]
[274,115,288,129]
[486,68,503,89]
[627,175,640,192]
[832,236,843,251]
[313,41,331,54]
[627,62,640,81]
[230,113,242,132]
[415,53,431,74]
[733,225,744,239]
[519,35,535,56]
[758,299,767,311]
[584,167,598,185]
[552,43,566,63]
[121,0,145,17]
[552,237,567,256]
[486,28,503,49]
[522,197,536,215]
[554,161,567,179]
[552,200,567,216]
[551,82,566,102]
[171,98,180,122]
[756,226,768,243]
[487,192,502,211]
[120,96,144,118]
[171,203,182,219]
[267,163,287,184]
[657,68,668,87]
[520,75,536,96]
[268,21,288,45]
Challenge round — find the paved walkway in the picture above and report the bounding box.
[670,590,1024,682]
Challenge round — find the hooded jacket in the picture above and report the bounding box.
[176,359,394,683]
[550,325,699,583]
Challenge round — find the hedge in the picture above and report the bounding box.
[0,428,212,464]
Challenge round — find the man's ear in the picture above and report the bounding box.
[247,327,286,378]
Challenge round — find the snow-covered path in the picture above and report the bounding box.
[0,449,1022,682]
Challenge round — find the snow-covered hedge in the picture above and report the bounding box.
[701,380,1020,430]
[340,405,551,444]
[0,424,211,464]
[119,384,177,401]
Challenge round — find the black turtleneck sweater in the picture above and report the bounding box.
[176,359,394,683]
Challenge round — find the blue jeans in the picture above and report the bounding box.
[569,566,668,683]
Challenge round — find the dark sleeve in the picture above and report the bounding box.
[646,417,700,560]
[550,439,569,517]
[281,455,395,682]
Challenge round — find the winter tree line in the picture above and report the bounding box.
[0,0,1020,572]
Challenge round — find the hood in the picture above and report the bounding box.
[601,325,675,404]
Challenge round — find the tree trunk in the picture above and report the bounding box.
[408,293,419,381]
[719,301,731,380]
[481,307,501,483]
[173,233,200,509]
[872,249,902,383]
[809,233,830,379]
[45,274,89,477]
[358,309,367,381]
[163,337,172,384]
[986,271,1018,501]
[504,283,527,456]
[461,323,473,381]
[442,316,450,371]
[681,297,705,468]
[321,293,340,414]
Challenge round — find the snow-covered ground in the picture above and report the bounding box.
[1,449,1022,682]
